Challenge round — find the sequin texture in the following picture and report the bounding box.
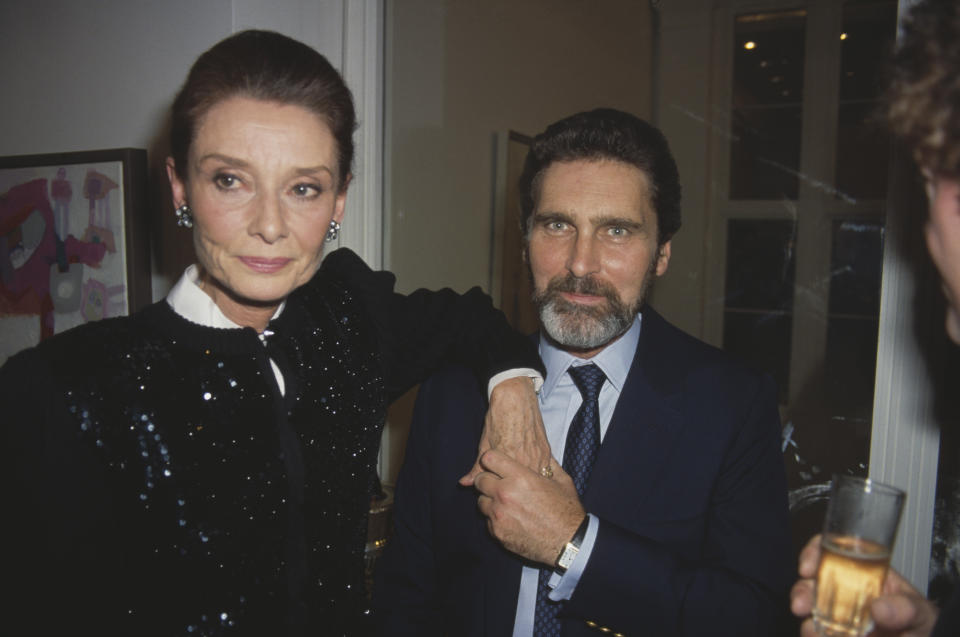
[7,251,389,636]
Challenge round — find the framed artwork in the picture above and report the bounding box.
[0,148,149,365]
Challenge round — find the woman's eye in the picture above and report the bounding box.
[213,173,240,189]
[292,183,320,198]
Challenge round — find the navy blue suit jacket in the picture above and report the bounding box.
[374,308,792,636]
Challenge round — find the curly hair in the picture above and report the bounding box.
[887,0,960,177]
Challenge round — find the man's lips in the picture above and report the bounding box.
[560,291,605,305]
[239,257,292,273]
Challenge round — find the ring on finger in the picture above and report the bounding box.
[539,465,553,478]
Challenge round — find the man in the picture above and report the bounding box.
[790,1,960,635]
[374,109,792,636]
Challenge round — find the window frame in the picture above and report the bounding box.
[661,0,939,589]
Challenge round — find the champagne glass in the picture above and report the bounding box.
[812,475,906,637]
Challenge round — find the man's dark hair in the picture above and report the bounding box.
[170,30,356,191]
[887,0,960,177]
[518,108,681,245]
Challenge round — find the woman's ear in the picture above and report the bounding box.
[333,173,352,224]
[166,157,187,206]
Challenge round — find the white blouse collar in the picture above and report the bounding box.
[165,264,285,329]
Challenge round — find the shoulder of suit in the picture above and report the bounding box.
[642,305,768,383]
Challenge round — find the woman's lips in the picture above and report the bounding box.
[239,257,292,273]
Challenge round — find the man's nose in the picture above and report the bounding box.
[566,233,600,278]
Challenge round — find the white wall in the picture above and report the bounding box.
[0,0,381,299]
[385,0,653,296]
[381,0,654,483]
[0,1,228,155]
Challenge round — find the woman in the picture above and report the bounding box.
[1,30,546,636]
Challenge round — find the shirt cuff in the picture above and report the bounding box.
[487,368,545,398]
[548,513,598,600]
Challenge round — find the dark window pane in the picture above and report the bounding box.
[835,103,891,200]
[731,9,806,200]
[829,219,884,316]
[834,0,897,199]
[723,310,792,402]
[731,107,803,199]
[823,317,879,421]
[838,0,898,101]
[733,10,807,107]
[725,219,796,311]
[723,218,796,404]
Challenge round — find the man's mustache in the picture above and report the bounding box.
[542,273,619,304]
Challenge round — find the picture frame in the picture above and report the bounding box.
[0,148,150,365]
[490,130,537,333]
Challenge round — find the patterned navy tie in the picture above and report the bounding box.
[533,363,606,637]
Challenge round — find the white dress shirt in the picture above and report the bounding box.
[165,264,287,395]
[512,315,642,636]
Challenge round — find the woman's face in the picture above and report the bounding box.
[925,174,960,343]
[167,96,347,327]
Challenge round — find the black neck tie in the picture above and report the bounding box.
[533,363,606,637]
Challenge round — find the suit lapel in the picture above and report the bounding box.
[582,307,685,514]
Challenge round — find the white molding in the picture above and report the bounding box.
[867,0,939,593]
[339,0,384,269]
[489,131,508,303]
[381,0,396,272]
[869,158,940,592]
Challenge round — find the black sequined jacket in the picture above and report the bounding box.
[0,248,541,637]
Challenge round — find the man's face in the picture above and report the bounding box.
[527,159,671,358]
[925,174,960,343]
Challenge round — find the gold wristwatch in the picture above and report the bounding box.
[555,515,590,574]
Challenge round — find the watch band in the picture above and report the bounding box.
[555,515,590,574]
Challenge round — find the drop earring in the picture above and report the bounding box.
[325,220,341,242]
[175,204,194,228]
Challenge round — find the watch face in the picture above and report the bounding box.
[557,543,579,571]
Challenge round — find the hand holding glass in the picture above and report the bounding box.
[812,475,905,637]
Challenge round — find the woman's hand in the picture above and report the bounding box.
[790,534,940,637]
[459,376,551,486]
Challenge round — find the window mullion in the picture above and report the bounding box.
[787,0,842,406]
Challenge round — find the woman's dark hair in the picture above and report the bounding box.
[518,108,682,246]
[170,30,356,190]
[887,0,960,177]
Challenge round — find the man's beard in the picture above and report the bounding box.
[532,272,648,352]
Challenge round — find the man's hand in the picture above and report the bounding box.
[790,534,940,637]
[472,450,584,565]
[460,376,550,486]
